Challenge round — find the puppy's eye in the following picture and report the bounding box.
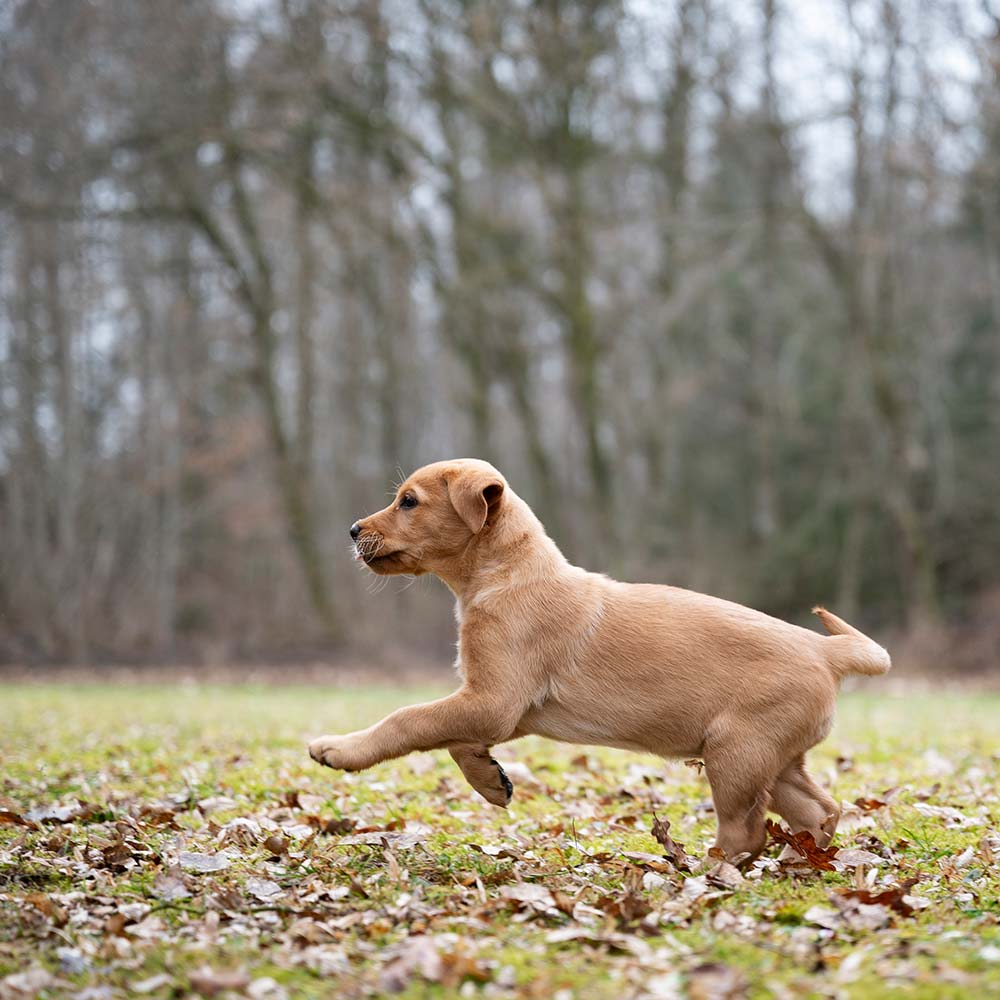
[399,494,418,510]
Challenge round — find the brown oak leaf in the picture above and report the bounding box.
[0,809,38,829]
[853,797,888,812]
[834,877,920,916]
[766,819,839,871]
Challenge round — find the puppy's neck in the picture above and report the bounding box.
[439,490,566,605]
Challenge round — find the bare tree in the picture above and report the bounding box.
[1,0,997,665]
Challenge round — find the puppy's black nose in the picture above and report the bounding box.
[349,522,361,541]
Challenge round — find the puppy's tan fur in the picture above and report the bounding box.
[310,459,890,863]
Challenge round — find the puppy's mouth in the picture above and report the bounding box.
[353,536,403,569]
[361,550,397,566]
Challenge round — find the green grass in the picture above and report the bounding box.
[1,683,998,998]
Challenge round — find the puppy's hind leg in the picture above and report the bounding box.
[770,755,840,848]
[449,744,513,807]
[704,744,776,867]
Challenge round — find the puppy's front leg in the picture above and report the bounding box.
[308,687,521,774]
[449,743,513,807]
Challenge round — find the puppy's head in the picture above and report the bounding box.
[350,459,506,576]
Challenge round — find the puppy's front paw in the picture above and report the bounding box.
[308,735,365,772]
[449,746,514,807]
[489,757,514,806]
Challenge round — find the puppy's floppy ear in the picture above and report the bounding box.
[448,469,505,533]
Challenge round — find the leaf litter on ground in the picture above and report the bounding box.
[1,685,999,999]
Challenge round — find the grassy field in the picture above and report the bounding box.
[1,682,998,999]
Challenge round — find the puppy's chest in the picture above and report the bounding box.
[452,604,562,683]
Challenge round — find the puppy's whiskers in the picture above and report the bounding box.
[354,533,385,560]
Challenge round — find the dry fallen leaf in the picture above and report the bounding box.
[500,883,557,910]
[596,889,652,925]
[24,892,68,926]
[101,832,139,869]
[804,904,842,930]
[912,804,979,828]
[766,819,839,871]
[705,861,744,891]
[292,792,327,812]
[834,878,920,917]
[104,912,130,938]
[0,809,38,830]
[246,877,283,902]
[621,851,677,874]
[127,915,167,940]
[152,870,191,901]
[307,816,356,835]
[853,797,888,812]
[682,875,710,901]
[137,803,182,828]
[287,917,334,945]
[834,848,885,869]
[26,801,96,824]
[651,813,691,871]
[179,851,231,873]
[469,842,523,860]
[552,889,577,916]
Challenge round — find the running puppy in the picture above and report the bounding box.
[309,459,890,864]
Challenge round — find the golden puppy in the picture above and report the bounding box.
[310,459,890,863]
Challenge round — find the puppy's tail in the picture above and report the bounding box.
[813,606,892,678]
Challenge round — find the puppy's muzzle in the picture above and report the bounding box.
[351,523,389,565]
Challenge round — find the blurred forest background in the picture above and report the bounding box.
[1,0,999,671]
